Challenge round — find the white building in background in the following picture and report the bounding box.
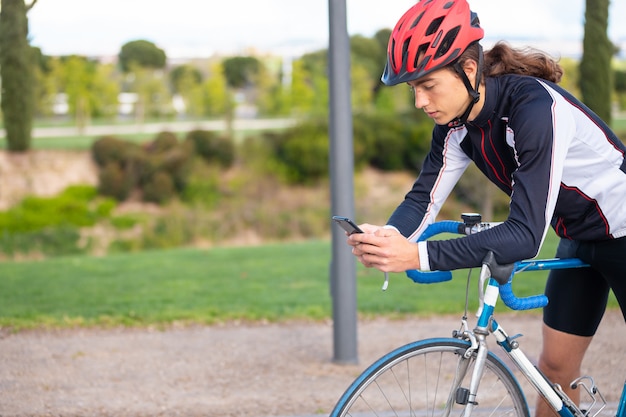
[52,93,69,115]
[117,93,139,116]
[51,92,141,117]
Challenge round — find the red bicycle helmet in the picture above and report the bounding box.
[381,0,484,86]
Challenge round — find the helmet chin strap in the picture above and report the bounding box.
[448,44,483,127]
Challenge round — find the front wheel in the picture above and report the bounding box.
[330,338,530,417]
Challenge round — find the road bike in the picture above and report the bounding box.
[329,214,626,417]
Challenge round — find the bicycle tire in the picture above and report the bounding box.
[330,338,530,417]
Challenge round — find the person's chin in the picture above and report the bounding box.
[433,116,449,125]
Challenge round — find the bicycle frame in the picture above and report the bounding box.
[410,218,626,417]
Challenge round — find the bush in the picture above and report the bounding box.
[0,226,86,257]
[142,171,175,204]
[185,129,235,168]
[148,131,179,153]
[0,186,111,233]
[92,136,141,167]
[0,185,115,258]
[263,118,329,184]
[98,162,133,201]
[181,164,221,207]
[92,132,195,203]
[132,151,159,187]
[264,113,432,184]
[110,215,140,230]
[157,147,193,192]
[354,114,405,171]
[354,112,432,172]
[282,125,329,184]
[401,119,433,172]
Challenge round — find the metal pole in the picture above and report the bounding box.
[328,0,358,364]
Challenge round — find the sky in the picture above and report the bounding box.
[27,0,626,60]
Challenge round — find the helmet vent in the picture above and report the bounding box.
[443,1,455,9]
[425,16,444,36]
[435,26,460,58]
[415,44,429,70]
[410,11,425,29]
[401,38,411,67]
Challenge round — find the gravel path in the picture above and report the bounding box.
[0,310,624,417]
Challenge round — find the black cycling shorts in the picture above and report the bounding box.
[543,236,626,337]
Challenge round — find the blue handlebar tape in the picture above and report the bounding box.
[405,221,461,284]
[498,257,588,310]
[499,283,549,310]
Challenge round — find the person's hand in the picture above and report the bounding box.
[347,225,420,273]
[343,223,379,251]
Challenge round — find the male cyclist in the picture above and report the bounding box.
[346,1,626,415]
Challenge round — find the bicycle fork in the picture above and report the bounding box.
[439,315,490,417]
[458,332,489,417]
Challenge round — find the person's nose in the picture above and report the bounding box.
[413,89,428,109]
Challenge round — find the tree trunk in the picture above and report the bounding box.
[0,0,35,152]
[579,0,613,124]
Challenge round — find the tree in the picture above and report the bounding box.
[350,30,390,99]
[299,50,330,116]
[289,59,316,116]
[351,63,373,112]
[118,40,168,122]
[615,69,626,111]
[579,0,613,124]
[127,63,171,121]
[170,64,202,95]
[204,62,232,117]
[169,64,203,116]
[57,56,119,129]
[118,40,166,73]
[32,46,56,117]
[0,0,38,152]
[221,56,261,89]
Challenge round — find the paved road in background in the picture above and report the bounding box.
[25,117,296,138]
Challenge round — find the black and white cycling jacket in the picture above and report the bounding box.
[387,74,626,272]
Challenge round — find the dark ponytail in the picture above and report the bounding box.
[457,41,563,83]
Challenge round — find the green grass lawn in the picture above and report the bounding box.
[32,133,157,150]
[0,133,164,151]
[0,130,280,150]
[0,233,617,330]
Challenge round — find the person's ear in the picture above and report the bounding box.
[462,59,478,79]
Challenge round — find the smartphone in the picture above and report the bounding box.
[332,216,363,235]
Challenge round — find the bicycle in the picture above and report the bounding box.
[330,214,626,417]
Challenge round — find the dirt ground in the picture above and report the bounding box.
[0,150,98,211]
[0,310,624,417]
